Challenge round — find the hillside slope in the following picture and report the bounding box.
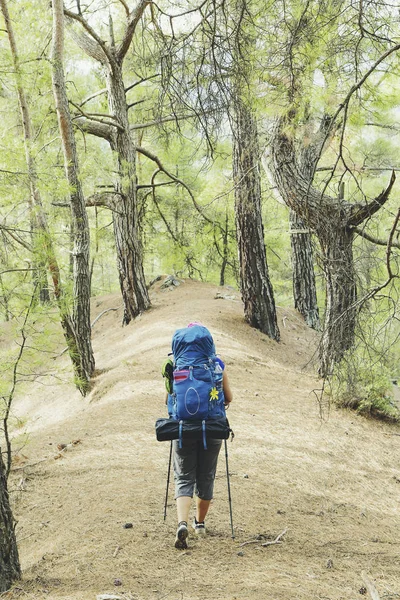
[7,279,400,600]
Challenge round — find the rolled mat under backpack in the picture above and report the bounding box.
[155,416,232,444]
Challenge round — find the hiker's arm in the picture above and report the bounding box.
[223,371,233,406]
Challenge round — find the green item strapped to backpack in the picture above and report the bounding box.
[161,358,174,394]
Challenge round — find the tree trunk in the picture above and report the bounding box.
[269,115,395,377]
[290,210,320,330]
[318,226,357,376]
[232,98,280,340]
[0,0,50,303]
[51,0,94,392]
[219,210,229,287]
[64,3,151,326]
[0,452,21,592]
[106,64,150,325]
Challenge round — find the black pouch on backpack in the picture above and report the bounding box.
[155,417,232,442]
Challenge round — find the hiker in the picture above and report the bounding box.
[163,322,233,550]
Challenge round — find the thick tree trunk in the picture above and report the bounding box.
[0,452,21,592]
[52,0,94,393]
[232,99,279,340]
[290,210,320,330]
[318,227,357,376]
[64,4,151,326]
[106,64,150,325]
[269,115,394,377]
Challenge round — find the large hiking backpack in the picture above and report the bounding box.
[169,324,226,422]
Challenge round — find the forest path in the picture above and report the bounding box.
[8,279,400,600]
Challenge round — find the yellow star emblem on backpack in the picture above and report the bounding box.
[210,387,219,400]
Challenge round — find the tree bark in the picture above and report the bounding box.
[318,225,357,376]
[232,98,279,340]
[106,62,150,324]
[65,3,151,325]
[51,0,94,392]
[290,210,320,330]
[0,451,21,592]
[269,115,395,376]
[0,0,50,303]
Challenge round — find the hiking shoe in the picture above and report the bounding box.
[192,518,206,536]
[174,522,188,549]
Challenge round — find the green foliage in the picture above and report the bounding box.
[331,340,400,423]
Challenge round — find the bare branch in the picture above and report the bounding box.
[0,224,32,252]
[125,73,160,93]
[136,145,215,225]
[71,101,124,132]
[130,113,195,131]
[348,171,396,227]
[325,44,400,141]
[2,289,36,477]
[354,225,400,249]
[80,88,107,108]
[117,0,130,18]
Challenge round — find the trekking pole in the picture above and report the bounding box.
[164,441,173,521]
[224,438,235,539]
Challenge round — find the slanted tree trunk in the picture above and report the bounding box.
[0,451,21,592]
[64,2,151,325]
[290,210,320,330]
[1,0,93,393]
[269,115,395,376]
[0,0,49,303]
[232,97,279,340]
[51,0,94,392]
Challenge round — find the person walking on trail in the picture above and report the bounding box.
[163,322,233,550]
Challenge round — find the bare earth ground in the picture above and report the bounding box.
[4,278,400,600]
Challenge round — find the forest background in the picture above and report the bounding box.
[0,0,399,593]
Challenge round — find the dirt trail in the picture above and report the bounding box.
[7,279,400,600]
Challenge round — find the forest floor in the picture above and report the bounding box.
[4,278,400,600]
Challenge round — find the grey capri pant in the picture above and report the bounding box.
[173,438,222,500]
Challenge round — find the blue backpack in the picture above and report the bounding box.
[168,325,226,423]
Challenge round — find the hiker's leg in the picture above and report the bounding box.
[173,440,197,522]
[196,497,211,522]
[195,439,222,520]
[176,495,192,524]
[173,440,198,549]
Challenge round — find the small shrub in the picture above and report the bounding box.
[332,354,399,422]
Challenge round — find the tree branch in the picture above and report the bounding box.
[72,116,114,142]
[0,224,32,251]
[117,0,150,62]
[324,44,400,142]
[117,0,130,18]
[348,171,396,227]
[136,145,215,226]
[80,87,107,107]
[354,225,400,249]
[64,9,112,64]
[71,101,124,132]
